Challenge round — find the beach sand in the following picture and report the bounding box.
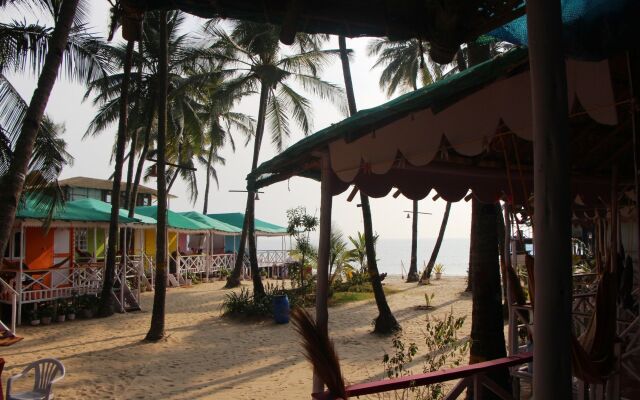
[1,276,472,399]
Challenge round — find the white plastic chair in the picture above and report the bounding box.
[6,358,65,400]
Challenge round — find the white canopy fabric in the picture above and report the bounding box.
[329,59,617,183]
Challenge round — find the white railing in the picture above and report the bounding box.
[0,277,18,333]
[210,253,236,272]
[20,264,104,303]
[256,250,288,266]
[179,254,208,274]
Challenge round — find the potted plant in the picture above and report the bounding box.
[434,263,445,280]
[55,300,66,322]
[28,308,40,326]
[66,303,77,321]
[40,304,54,325]
[219,268,230,281]
[79,294,97,318]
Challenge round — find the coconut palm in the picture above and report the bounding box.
[146,9,169,341]
[0,0,110,258]
[329,228,351,281]
[0,76,73,218]
[339,35,399,333]
[206,21,346,296]
[468,200,510,397]
[367,37,454,283]
[422,201,452,281]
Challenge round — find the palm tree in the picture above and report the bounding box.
[0,77,74,217]
[0,0,110,259]
[421,201,452,281]
[367,37,453,284]
[464,40,511,397]
[207,21,345,295]
[339,35,399,334]
[328,228,350,281]
[146,9,169,342]
[468,201,510,397]
[0,76,74,216]
[347,231,374,273]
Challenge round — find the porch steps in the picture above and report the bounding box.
[0,320,22,346]
[167,274,180,287]
[112,285,141,312]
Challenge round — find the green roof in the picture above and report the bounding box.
[207,213,287,236]
[69,199,157,224]
[16,197,141,224]
[135,206,210,231]
[178,211,241,235]
[247,47,529,189]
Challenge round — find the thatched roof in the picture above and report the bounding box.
[120,0,525,63]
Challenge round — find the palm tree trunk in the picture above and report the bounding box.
[407,200,419,282]
[465,199,475,292]
[339,36,399,333]
[0,0,79,260]
[226,81,269,294]
[146,11,169,341]
[421,201,452,280]
[202,145,214,214]
[468,200,510,399]
[124,41,144,211]
[129,103,155,215]
[98,40,135,317]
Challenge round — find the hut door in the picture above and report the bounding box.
[52,228,72,287]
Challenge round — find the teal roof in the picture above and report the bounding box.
[16,197,141,224]
[178,211,241,234]
[69,199,157,224]
[207,213,287,236]
[135,206,210,231]
[247,48,529,189]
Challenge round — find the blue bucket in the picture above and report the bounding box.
[272,295,290,324]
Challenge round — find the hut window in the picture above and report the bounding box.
[76,229,88,251]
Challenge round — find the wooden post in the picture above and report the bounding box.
[17,222,24,325]
[313,152,333,395]
[93,226,97,262]
[121,227,127,312]
[528,0,572,398]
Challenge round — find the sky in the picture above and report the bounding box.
[5,2,471,240]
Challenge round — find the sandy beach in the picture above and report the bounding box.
[1,276,472,399]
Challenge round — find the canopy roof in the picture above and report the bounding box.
[249,48,634,207]
[178,211,241,235]
[121,0,524,63]
[135,206,210,231]
[207,213,287,237]
[16,198,145,225]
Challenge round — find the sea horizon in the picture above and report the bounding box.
[258,236,471,277]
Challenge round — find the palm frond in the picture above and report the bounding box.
[266,89,290,152]
[290,307,347,400]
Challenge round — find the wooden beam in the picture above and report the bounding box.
[279,0,300,45]
[346,186,359,202]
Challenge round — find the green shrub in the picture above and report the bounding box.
[382,311,469,399]
[222,283,312,319]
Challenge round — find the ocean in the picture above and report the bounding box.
[258,237,470,277]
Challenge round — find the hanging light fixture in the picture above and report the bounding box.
[255,192,260,200]
[406,213,411,219]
